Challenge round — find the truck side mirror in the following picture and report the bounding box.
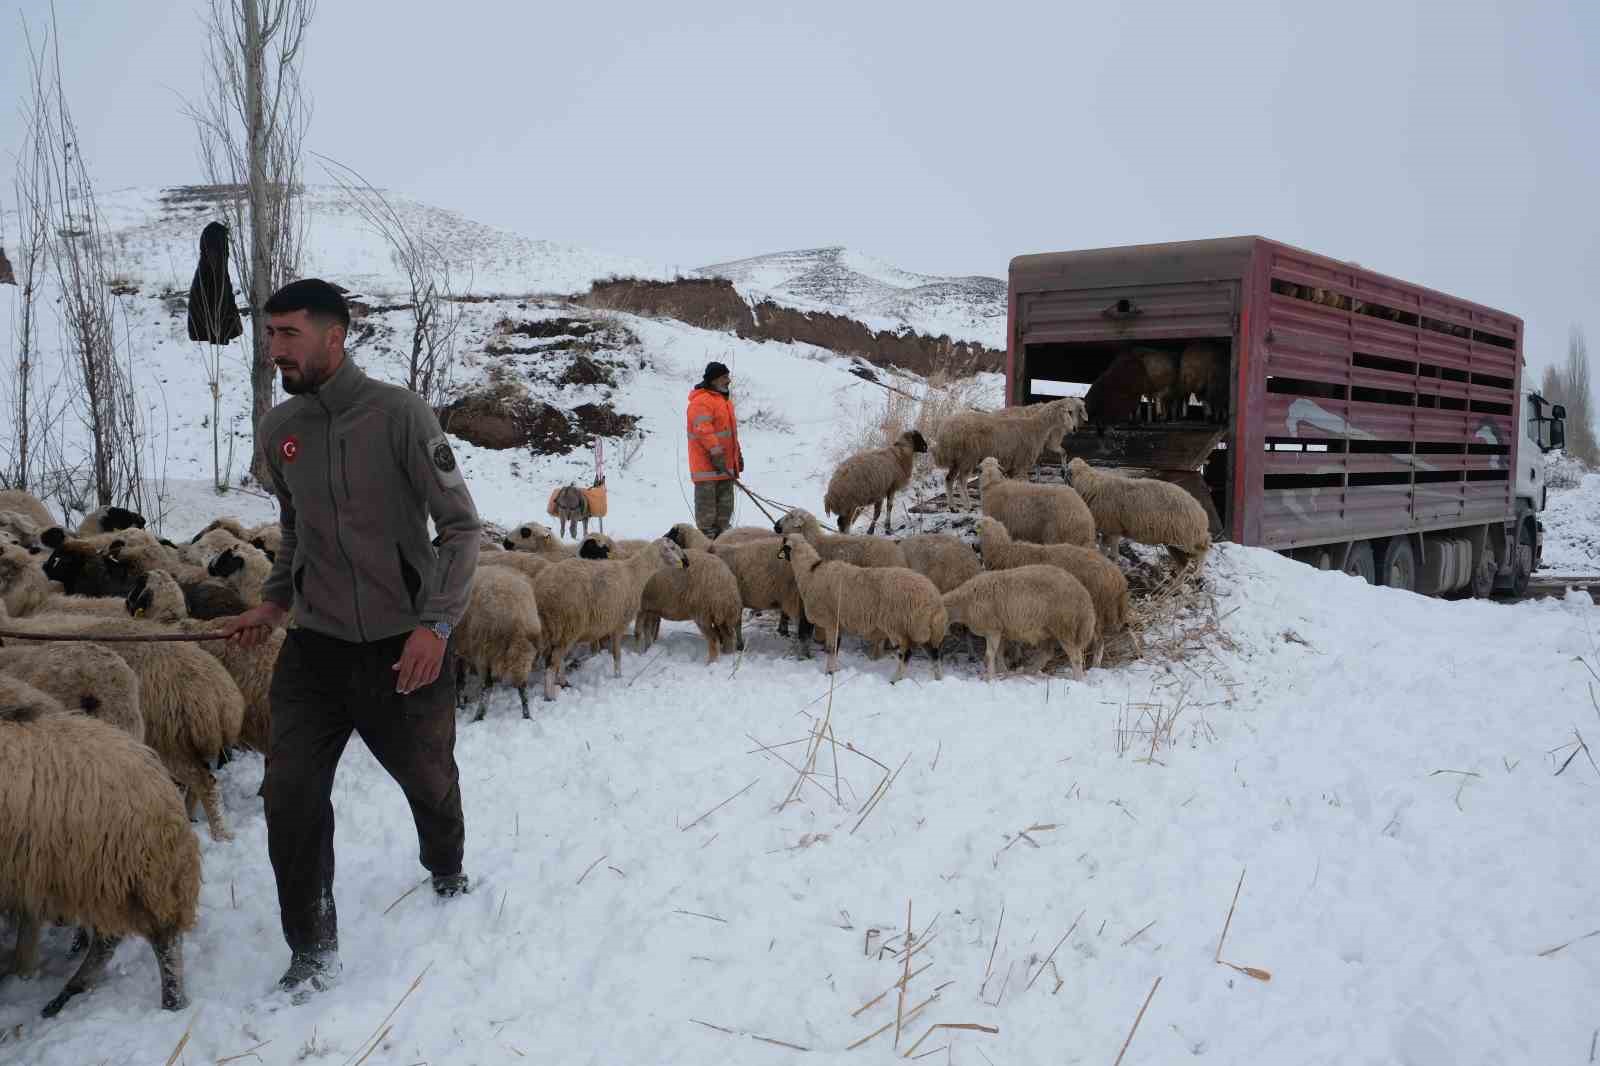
[1550,418,1566,452]
[1553,403,1567,420]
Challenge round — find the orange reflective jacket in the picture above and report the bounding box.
[687,385,741,482]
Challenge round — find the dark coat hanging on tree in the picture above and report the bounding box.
[186,221,243,344]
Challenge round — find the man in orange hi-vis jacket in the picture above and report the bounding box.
[686,360,743,539]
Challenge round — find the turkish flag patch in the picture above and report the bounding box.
[280,435,300,463]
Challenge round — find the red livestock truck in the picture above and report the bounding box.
[1007,236,1567,598]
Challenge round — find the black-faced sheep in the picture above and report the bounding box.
[824,429,928,534]
[635,544,744,664]
[1064,458,1211,568]
[778,536,946,682]
[0,675,200,1016]
[932,397,1085,511]
[665,523,813,656]
[975,516,1131,667]
[941,565,1096,680]
[533,538,688,699]
[452,565,543,721]
[896,531,981,594]
[205,542,273,605]
[0,540,130,618]
[100,535,251,618]
[76,505,147,536]
[978,457,1096,547]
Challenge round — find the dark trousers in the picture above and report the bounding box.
[264,627,465,956]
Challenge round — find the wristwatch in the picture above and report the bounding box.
[426,621,452,642]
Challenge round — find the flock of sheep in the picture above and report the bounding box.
[0,394,1212,1019]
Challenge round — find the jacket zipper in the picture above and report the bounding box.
[323,409,366,641]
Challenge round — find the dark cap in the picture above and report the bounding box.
[702,361,731,382]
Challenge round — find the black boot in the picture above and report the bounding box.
[432,871,471,898]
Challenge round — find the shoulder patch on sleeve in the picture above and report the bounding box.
[425,433,466,488]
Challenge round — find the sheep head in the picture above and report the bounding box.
[977,457,1005,486]
[100,506,147,533]
[653,538,688,570]
[208,547,246,579]
[124,574,152,617]
[898,430,929,454]
[578,537,611,560]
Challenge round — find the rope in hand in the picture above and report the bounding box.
[0,628,234,643]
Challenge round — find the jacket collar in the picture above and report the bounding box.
[310,356,367,413]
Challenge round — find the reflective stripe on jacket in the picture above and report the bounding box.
[686,385,740,482]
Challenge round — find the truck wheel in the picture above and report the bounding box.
[1343,541,1376,585]
[1378,537,1416,593]
[1510,521,1534,598]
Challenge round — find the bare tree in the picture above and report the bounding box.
[17,14,153,516]
[317,154,466,407]
[1,33,54,493]
[184,0,313,485]
[1538,326,1597,466]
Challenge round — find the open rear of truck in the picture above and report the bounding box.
[1008,236,1525,593]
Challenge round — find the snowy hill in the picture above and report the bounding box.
[2,191,1598,1066]
[91,184,677,299]
[700,245,1006,347]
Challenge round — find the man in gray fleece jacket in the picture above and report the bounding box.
[223,278,480,1003]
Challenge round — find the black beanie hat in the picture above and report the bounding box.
[702,361,730,382]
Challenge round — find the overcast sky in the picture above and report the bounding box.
[2,0,1596,377]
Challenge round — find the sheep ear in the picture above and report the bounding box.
[519,526,531,538]
[41,527,65,549]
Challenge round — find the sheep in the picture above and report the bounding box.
[181,525,247,566]
[895,532,981,593]
[0,489,54,531]
[941,565,1096,680]
[1063,458,1212,568]
[125,569,278,755]
[0,675,200,1015]
[932,397,1085,510]
[0,540,132,619]
[977,457,1096,547]
[975,516,1131,668]
[478,547,555,585]
[1084,346,1180,427]
[37,528,169,598]
[204,543,272,605]
[100,535,252,618]
[76,505,148,536]
[634,544,744,664]
[243,522,282,561]
[0,508,45,549]
[503,519,577,558]
[451,565,543,721]
[824,429,928,534]
[0,641,144,743]
[778,535,946,682]
[2,611,246,842]
[533,538,688,700]
[665,523,812,654]
[1172,342,1228,422]
[773,508,909,568]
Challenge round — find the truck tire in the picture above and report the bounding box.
[1343,541,1376,585]
[1378,537,1417,593]
[1510,521,1534,599]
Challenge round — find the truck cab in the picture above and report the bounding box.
[1512,389,1567,587]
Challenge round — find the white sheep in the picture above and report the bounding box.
[774,508,909,568]
[896,531,981,594]
[453,565,544,721]
[665,524,812,656]
[0,675,201,1015]
[0,489,54,532]
[4,611,247,841]
[0,641,144,743]
[977,457,1096,546]
[933,397,1085,510]
[824,429,928,534]
[975,516,1132,668]
[778,536,947,682]
[634,547,744,664]
[1064,458,1211,567]
[941,565,1096,680]
[533,538,688,700]
[503,519,576,557]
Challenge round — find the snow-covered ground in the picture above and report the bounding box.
[3,193,1598,1065]
[1541,470,1600,576]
